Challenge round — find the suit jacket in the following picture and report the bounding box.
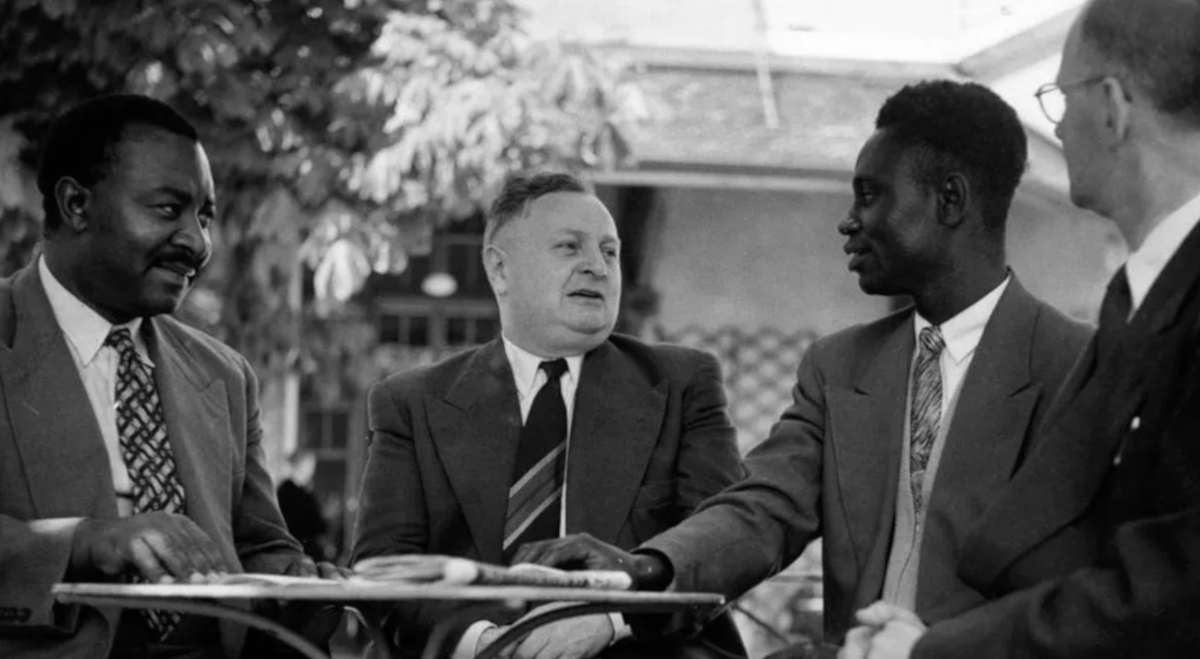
[914,223,1200,658]
[351,334,746,658]
[641,277,1091,643]
[0,263,306,659]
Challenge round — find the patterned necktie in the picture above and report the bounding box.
[503,359,569,562]
[909,326,945,518]
[105,327,185,639]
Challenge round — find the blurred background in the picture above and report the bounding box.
[0,0,1117,655]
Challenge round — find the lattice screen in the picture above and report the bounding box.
[653,325,818,453]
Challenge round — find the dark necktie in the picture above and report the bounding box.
[909,326,945,518]
[1096,267,1132,357]
[503,359,569,561]
[105,328,185,639]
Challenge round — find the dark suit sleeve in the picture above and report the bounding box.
[230,358,307,575]
[672,351,746,515]
[915,353,1200,659]
[352,380,430,563]
[351,380,490,656]
[0,516,81,631]
[642,344,825,601]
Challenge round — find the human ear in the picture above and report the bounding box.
[937,173,968,227]
[482,244,508,296]
[1101,77,1132,145]
[54,177,91,233]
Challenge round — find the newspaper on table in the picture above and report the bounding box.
[201,555,632,590]
[350,555,634,590]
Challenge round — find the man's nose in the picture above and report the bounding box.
[837,213,860,236]
[173,212,212,263]
[579,246,610,278]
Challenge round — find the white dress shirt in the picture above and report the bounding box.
[455,336,627,658]
[39,255,153,518]
[1125,189,1200,316]
[882,275,1011,608]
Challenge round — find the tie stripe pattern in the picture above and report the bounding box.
[503,359,568,560]
[909,326,945,518]
[105,328,185,640]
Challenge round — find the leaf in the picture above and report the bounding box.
[312,238,371,312]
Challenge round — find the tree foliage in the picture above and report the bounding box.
[0,0,645,401]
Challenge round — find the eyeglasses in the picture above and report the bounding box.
[1034,76,1107,124]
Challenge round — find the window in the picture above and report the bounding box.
[370,215,499,348]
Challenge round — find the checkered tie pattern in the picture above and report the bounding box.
[105,328,185,640]
[909,326,945,518]
[502,359,568,562]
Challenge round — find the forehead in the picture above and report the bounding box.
[854,129,917,181]
[521,192,616,237]
[104,124,214,196]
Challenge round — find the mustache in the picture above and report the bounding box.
[152,248,209,273]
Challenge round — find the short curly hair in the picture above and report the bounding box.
[37,94,199,235]
[875,80,1027,230]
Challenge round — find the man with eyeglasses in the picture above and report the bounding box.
[840,0,1200,657]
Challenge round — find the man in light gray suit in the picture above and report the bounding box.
[515,81,1093,651]
[0,94,331,658]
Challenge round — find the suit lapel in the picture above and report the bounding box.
[918,279,1041,602]
[964,225,1200,587]
[927,280,1040,517]
[431,341,522,564]
[144,319,233,540]
[827,314,911,576]
[0,265,117,518]
[565,342,666,543]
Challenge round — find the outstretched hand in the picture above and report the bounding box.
[512,533,671,590]
[512,533,635,573]
[70,512,232,582]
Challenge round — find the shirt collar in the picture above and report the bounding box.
[38,255,147,367]
[501,334,583,400]
[1125,188,1200,313]
[913,275,1011,365]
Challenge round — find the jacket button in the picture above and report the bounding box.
[1129,416,1141,431]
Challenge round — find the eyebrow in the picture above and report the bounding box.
[149,185,215,206]
[554,229,621,244]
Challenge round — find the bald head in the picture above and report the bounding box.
[1079,0,1200,126]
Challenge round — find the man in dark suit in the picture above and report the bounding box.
[0,94,332,658]
[513,81,1091,649]
[840,1,1200,657]
[350,172,746,659]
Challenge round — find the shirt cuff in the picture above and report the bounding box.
[454,620,498,659]
[32,518,85,575]
[608,612,632,643]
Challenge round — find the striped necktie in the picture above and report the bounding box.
[105,328,185,639]
[503,359,568,561]
[909,326,945,518]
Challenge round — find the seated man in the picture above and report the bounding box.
[513,81,1092,653]
[0,94,335,658]
[351,172,746,659]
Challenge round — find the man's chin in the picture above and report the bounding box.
[560,322,615,350]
